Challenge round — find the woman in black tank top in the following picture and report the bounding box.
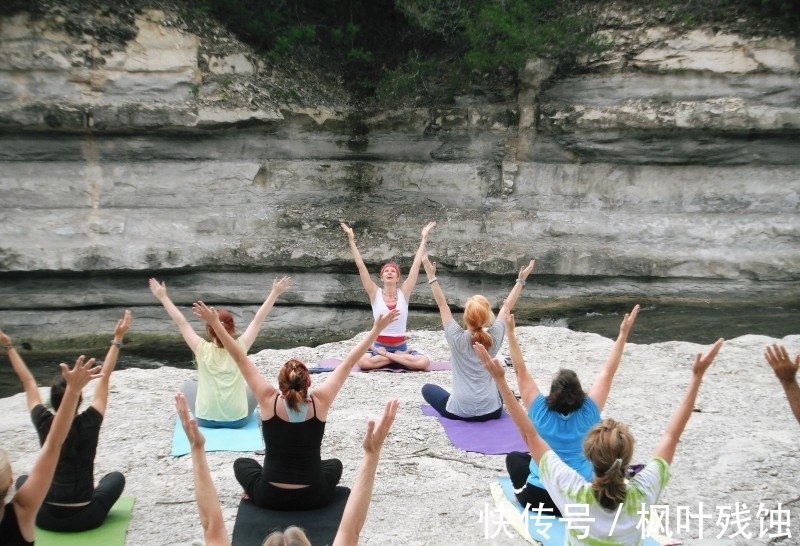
[194,300,400,509]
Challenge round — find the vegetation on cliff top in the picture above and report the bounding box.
[186,0,799,104]
[2,0,798,106]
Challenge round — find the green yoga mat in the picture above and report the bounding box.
[35,496,135,546]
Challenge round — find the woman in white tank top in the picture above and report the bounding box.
[340,221,436,370]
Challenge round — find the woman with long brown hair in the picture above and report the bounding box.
[420,255,534,421]
[503,305,639,516]
[477,338,724,545]
[194,300,399,510]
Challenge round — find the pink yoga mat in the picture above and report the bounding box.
[310,358,451,373]
[421,404,528,455]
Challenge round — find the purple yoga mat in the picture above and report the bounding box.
[312,358,451,373]
[421,404,528,455]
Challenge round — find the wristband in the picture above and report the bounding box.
[3,344,13,350]
[428,278,439,284]
[516,278,526,286]
[111,340,122,348]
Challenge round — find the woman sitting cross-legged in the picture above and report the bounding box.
[2,311,130,533]
[504,305,639,516]
[175,392,399,546]
[476,338,724,546]
[340,221,435,371]
[420,254,534,421]
[0,356,102,545]
[193,300,399,510]
[150,276,291,429]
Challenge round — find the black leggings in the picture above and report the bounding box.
[233,457,342,511]
[16,472,126,532]
[505,451,562,517]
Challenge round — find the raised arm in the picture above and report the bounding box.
[91,309,132,415]
[14,356,102,540]
[504,314,540,408]
[653,338,723,464]
[332,399,399,546]
[313,310,400,407]
[341,223,379,301]
[475,343,551,464]
[238,276,291,350]
[400,221,436,300]
[765,344,800,425]
[1,329,42,411]
[175,393,231,546]
[193,301,276,403]
[588,304,640,411]
[149,278,203,352]
[497,260,534,321]
[422,254,452,327]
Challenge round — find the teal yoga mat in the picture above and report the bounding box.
[171,410,263,456]
[35,496,135,546]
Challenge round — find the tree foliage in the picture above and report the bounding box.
[1,0,797,104]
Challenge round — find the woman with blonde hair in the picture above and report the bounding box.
[476,338,724,545]
[420,255,534,421]
[0,356,102,545]
[194,300,399,510]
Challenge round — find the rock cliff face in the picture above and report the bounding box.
[0,4,798,347]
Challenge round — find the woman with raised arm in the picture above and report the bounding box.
[1,312,130,533]
[340,221,435,370]
[175,391,398,546]
[764,343,800,425]
[476,338,724,546]
[420,255,535,421]
[150,276,290,428]
[0,356,102,545]
[194,300,399,510]
[504,305,639,516]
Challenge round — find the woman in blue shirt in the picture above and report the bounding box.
[503,305,639,515]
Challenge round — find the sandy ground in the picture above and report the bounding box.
[1,325,799,546]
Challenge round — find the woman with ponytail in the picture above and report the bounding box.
[476,338,724,545]
[194,300,399,510]
[420,255,534,421]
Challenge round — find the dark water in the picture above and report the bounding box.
[1,303,796,399]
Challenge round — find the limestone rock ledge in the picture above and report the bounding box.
[0,4,798,347]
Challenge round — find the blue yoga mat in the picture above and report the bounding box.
[421,404,527,455]
[171,410,263,457]
[493,476,663,545]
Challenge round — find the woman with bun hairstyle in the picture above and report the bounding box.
[420,255,534,421]
[194,300,399,510]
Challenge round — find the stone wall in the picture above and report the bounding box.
[0,6,798,346]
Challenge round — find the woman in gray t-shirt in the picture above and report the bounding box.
[420,255,534,421]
